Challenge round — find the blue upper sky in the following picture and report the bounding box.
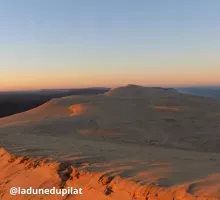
[1,0,220,90]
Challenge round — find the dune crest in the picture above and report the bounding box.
[105,84,179,98]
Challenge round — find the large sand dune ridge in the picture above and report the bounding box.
[1,84,220,199]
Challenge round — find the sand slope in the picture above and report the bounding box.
[1,148,220,200]
[1,84,220,199]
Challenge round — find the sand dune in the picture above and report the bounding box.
[1,84,220,199]
[1,147,220,200]
[153,106,181,112]
[69,104,92,116]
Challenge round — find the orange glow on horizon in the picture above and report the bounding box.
[1,70,220,91]
[2,71,219,89]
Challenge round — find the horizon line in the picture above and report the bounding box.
[1,84,220,93]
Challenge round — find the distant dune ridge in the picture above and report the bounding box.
[1,84,220,199]
[106,84,179,97]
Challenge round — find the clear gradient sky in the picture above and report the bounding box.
[1,0,220,91]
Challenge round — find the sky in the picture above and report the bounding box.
[0,0,220,91]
